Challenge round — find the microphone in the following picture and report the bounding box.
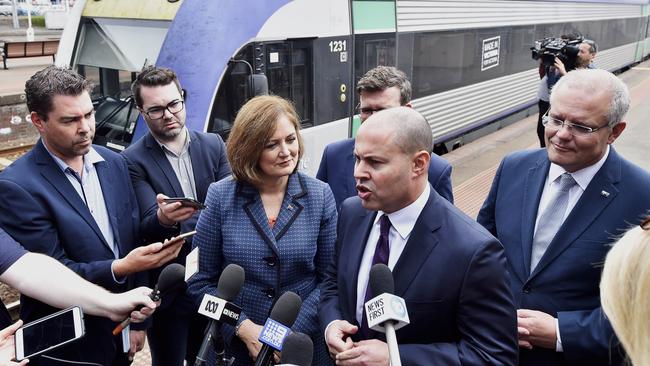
[365,263,410,366]
[254,291,302,366]
[195,264,245,366]
[277,332,312,366]
[112,262,185,335]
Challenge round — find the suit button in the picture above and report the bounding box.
[264,288,275,298]
[523,285,531,294]
[263,256,277,267]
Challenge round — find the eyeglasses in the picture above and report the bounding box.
[356,103,385,117]
[541,111,609,137]
[143,100,185,120]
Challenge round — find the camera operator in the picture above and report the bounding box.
[536,38,598,147]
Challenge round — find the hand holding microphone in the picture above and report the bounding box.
[112,263,186,335]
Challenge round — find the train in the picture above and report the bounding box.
[57,0,650,176]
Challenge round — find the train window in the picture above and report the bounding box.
[266,41,313,125]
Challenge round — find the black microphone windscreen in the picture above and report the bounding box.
[157,263,186,293]
[216,264,245,301]
[269,291,302,326]
[369,263,394,298]
[279,332,313,366]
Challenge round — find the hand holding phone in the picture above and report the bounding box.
[162,197,207,210]
[14,307,85,362]
[161,230,197,248]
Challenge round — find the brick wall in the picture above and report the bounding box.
[0,94,39,151]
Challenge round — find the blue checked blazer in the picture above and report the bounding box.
[188,172,336,365]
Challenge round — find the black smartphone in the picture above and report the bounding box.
[14,306,85,361]
[162,197,207,210]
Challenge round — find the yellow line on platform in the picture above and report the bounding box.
[632,67,650,71]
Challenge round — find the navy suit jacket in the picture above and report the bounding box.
[477,148,650,366]
[319,188,518,365]
[187,173,337,365]
[316,138,454,209]
[122,130,230,247]
[0,140,145,365]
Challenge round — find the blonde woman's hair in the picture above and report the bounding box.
[600,217,650,366]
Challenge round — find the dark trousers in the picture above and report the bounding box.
[537,100,550,148]
[148,292,207,366]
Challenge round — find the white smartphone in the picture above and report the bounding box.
[14,306,85,362]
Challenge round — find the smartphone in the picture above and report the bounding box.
[162,197,207,210]
[14,306,85,362]
[162,230,197,248]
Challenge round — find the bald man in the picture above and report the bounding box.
[319,107,517,365]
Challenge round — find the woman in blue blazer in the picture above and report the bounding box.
[188,95,337,365]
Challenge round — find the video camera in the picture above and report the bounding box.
[531,36,584,71]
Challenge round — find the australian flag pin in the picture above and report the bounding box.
[600,190,610,198]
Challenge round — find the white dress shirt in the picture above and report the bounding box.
[355,184,431,325]
[533,146,610,352]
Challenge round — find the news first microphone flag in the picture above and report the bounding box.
[365,293,410,332]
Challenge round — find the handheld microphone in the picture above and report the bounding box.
[277,331,312,366]
[254,291,302,366]
[194,264,245,366]
[112,263,185,335]
[365,264,410,366]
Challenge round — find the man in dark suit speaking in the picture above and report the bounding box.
[316,66,453,209]
[478,69,650,365]
[319,107,517,365]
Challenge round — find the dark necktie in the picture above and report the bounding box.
[360,214,391,338]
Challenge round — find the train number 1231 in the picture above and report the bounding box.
[329,40,346,53]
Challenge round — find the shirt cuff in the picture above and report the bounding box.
[111,260,126,284]
[324,320,337,340]
[555,318,563,352]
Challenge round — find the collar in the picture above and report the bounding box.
[547,145,610,190]
[155,128,191,155]
[374,183,431,240]
[44,143,104,175]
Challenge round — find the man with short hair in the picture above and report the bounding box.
[320,107,517,365]
[123,66,231,365]
[317,66,453,209]
[0,66,184,365]
[536,39,598,147]
[478,69,650,365]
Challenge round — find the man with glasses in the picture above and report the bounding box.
[122,66,231,366]
[478,69,650,365]
[0,65,184,365]
[316,66,453,209]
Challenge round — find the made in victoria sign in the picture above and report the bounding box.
[481,36,500,71]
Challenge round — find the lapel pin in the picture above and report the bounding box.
[600,190,610,198]
[287,204,293,211]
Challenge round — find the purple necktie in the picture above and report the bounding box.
[360,214,391,338]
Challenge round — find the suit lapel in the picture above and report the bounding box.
[34,142,109,249]
[188,131,211,203]
[393,190,441,297]
[530,149,621,278]
[272,174,305,242]
[519,155,549,279]
[241,182,280,258]
[342,209,376,322]
[144,133,184,197]
[95,155,122,255]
